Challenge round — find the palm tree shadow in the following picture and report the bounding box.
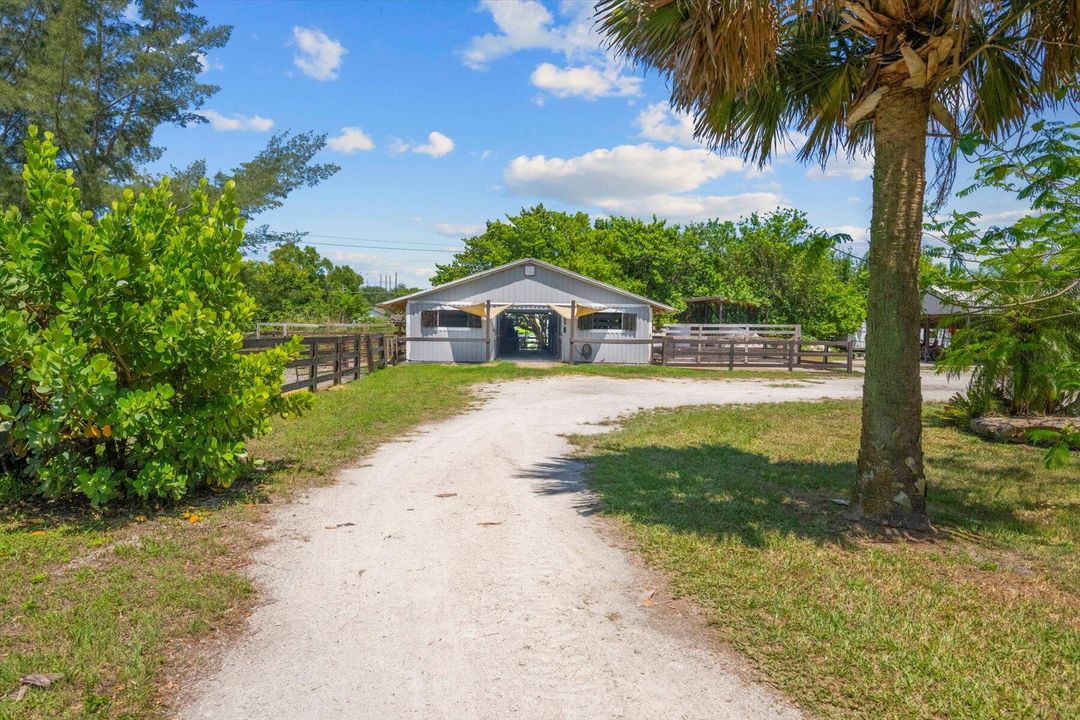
[519,445,855,549]
[522,437,1054,549]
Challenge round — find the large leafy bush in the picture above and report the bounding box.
[933,119,1080,421]
[0,130,307,504]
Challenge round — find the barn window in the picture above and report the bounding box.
[437,310,481,328]
[578,312,636,331]
[421,310,438,328]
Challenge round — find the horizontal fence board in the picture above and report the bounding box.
[243,332,404,393]
[654,335,852,373]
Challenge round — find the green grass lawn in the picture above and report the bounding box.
[570,401,1078,720]
[0,361,848,718]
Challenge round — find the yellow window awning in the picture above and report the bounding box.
[547,304,607,321]
[454,303,512,318]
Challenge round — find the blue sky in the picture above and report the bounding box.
[148,0,1065,289]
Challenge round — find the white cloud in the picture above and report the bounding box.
[200,110,274,132]
[978,208,1035,224]
[530,62,641,99]
[505,144,743,201]
[808,153,874,181]
[503,143,778,222]
[596,192,783,222]
[327,127,375,154]
[462,0,596,69]
[392,131,455,158]
[827,225,868,243]
[433,222,486,238]
[195,53,223,73]
[636,103,698,146]
[416,131,455,157]
[292,26,346,80]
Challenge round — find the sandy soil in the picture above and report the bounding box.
[182,371,964,720]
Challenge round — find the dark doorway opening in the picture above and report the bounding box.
[498,309,560,361]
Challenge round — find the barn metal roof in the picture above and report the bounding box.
[376,258,678,314]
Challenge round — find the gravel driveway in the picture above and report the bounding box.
[183,371,964,720]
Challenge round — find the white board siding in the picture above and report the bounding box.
[567,305,652,364]
[406,301,490,363]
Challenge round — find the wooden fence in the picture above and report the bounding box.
[652,336,853,372]
[253,321,398,338]
[660,323,801,341]
[241,333,405,392]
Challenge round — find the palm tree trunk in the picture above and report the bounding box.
[854,88,930,531]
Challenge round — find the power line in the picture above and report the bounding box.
[294,239,464,254]
[304,232,464,249]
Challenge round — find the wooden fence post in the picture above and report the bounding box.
[846,341,854,373]
[308,341,317,392]
[728,341,735,370]
[332,337,341,385]
[364,333,375,374]
[353,334,362,380]
[787,339,794,371]
[379,333,387,368]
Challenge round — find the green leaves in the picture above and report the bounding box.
[434,205,866,338]
[0,133,303,505]
[1028,427,1079,469]
[933,119,1080,422]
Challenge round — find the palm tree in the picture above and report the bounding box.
[597,0,1078,529]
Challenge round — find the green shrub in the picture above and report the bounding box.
[0,129,308,504]
[937,317,1080,418]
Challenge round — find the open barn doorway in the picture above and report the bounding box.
[497,308,561,362]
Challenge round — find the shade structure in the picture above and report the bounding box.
[546,303,607,321]
[453,303,512,318]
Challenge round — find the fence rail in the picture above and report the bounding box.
[652,336,853,372]
[241,333,405,392]
[661,323,801,340]
[253,322,397,338]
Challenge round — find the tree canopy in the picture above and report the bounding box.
[433,205,866,338]
[0,0,337,246]
[241,243,371,324]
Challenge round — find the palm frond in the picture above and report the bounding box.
[596,0,1080,165]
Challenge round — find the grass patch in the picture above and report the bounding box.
[569,401,1078,719]
[0,361,844,718]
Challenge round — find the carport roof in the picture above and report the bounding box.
[376,258,678,314]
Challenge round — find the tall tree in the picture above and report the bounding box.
[433,205,867,337]
[241,242,371,323]
[0,0,337,244]
[598,0,1079,529]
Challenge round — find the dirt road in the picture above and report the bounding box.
[183,372,964,720]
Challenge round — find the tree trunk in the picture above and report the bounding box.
[854,88,931,531]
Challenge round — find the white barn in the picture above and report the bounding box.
[378,258,676,364]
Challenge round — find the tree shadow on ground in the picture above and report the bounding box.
[520,445,854,549]
[522,439,1055,550]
